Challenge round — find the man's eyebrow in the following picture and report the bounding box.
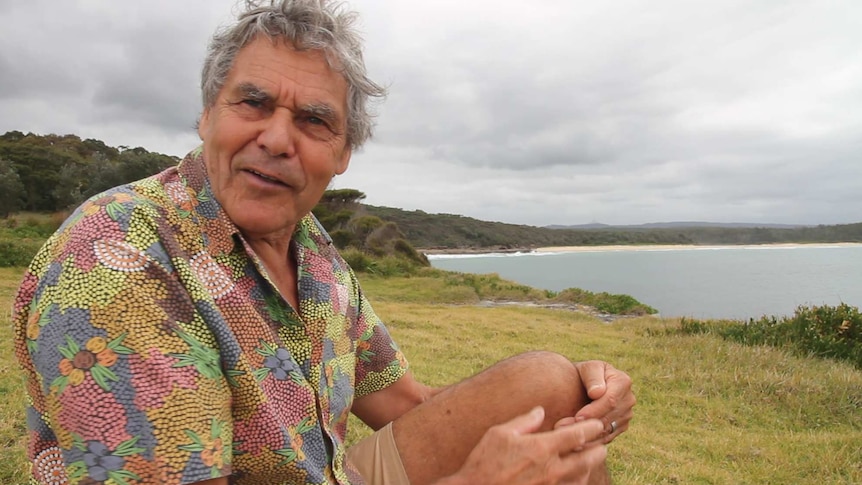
[300,102,342,126]
[235,82,272,103]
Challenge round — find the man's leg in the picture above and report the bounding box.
[391,351,611,485]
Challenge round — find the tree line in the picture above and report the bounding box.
[365,206,862,249]
[0,132,429,269]
[3,131,860,252]
[0,131,178,216]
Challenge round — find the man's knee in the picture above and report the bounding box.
[506,350,579,385]
[499,351,588,424]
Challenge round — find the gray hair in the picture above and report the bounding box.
[201,0,386,149]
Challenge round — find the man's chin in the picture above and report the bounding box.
[231,210,302,241]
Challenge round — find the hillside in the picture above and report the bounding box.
[365,205,862,250]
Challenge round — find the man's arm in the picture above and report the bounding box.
[198,478,228,485]
[351,371,444,430]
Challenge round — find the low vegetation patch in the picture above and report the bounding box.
[340,248,427,277]
[552,287,658,316]
[0,213,61,267]
[438,271,548,302]
[669,303,862,370]
[356,268,658,317]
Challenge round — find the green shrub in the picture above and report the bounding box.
[553,287,657,315]
[341,247,375,273]
[393,238,429,266]
[366,256,420,277]
[340,248,425,277]
[330,229,357,249]
[0,238,43,267]
[440,272,547,302]
[0,215,58,240]
[674,304,862,370]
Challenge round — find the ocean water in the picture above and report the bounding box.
[427,245,862,320]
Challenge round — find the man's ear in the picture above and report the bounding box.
[197,109,211,140]
[335,147,351,175]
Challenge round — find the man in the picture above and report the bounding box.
[14,1,634,484]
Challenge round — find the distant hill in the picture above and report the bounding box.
[547,222,810,230]
[364,205,862,250]
[3,131,859,252]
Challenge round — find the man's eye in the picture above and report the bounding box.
[242,99,264,108]
[307,116,326,126]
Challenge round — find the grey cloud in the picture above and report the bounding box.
[88,16,207,132]
[365,0,862,188]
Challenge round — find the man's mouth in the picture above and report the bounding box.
[248,169,285,186]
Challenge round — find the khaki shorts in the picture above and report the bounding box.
[347,422,411,485]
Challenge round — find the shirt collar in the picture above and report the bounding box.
[175,146,333,257]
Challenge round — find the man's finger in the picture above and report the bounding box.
[575,360,608,401]
[546,418,605,453]
[554,416,577,430]
[574,397,612,422]
[558,440,608,481]
[499,406,546,436]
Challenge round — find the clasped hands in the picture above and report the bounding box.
[444,361,634,485]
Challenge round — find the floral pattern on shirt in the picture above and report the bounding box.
[14,147,408,484]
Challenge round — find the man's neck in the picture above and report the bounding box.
[244,229,300,310]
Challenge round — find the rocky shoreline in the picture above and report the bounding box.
[472,300,648,323]
[422,242,862,256]
[420,246,534,255]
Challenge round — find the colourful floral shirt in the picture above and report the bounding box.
[13,147,409,485]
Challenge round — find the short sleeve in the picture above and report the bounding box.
[351,281,409,398]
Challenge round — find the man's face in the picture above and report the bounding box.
[198,36,351,240]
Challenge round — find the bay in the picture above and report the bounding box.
[427,244,862,320]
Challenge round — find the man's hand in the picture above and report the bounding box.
[441,407,607,485]
[563,360,635,443]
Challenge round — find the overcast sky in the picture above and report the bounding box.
[2,0,860,226]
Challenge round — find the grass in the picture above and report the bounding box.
[0,213,62,267]
[0,267,29,484]
[3,268,861,483]
[354,275,862,484]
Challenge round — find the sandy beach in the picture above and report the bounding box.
[534,242,862,253]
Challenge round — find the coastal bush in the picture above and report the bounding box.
[341,247,374,272]
[440,272,546,302]
[366,255,423,277]
[0,212,66,267]
[553,287,658,316]
[0,239,43,267]
[2,213,60,238]
[341,247,426,277]
[392,238,429,266]
[675,303,862,370]
[329,229,357,249]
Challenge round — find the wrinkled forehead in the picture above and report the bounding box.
[226,36,349,108]
[240,34,348,84]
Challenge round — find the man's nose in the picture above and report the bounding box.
[256,108,297,158]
